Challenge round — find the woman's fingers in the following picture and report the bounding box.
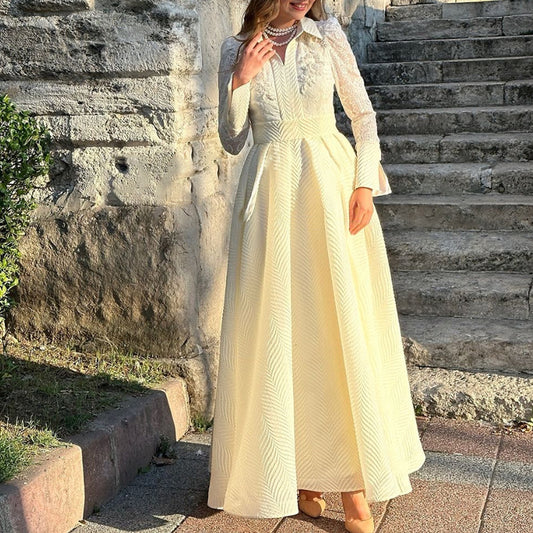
[350,216,369,234]
[260,44,276,60]
[248,31,264,49]
[249,32,270,51]
[257,37,274,55]
[349,205,373,234]
[349,187,374,234]
[236,30,275,83]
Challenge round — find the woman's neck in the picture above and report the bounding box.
[268,17,298,29]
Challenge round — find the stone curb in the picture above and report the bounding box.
[0,377,191,533]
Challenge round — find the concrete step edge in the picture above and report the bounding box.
[379,131,533,141]
[382,161,533,170]
[367,35,533,63]
[363,55,533,68]
[0,377,191,533]
[376,104,533,115]
[401,314,533,374]
[386,2,533,23]
[378,13,533,29]
[374,193,533,205]
[367,78,533,89]
[391,270,532,320]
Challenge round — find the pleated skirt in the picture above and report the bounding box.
[207,130,426,518]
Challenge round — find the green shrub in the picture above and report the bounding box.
[0,93,51,337]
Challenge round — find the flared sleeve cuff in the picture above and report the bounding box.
[353,141,392,196]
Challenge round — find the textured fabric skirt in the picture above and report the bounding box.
[207,121,426,519]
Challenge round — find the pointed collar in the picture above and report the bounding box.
[297,16,324,40]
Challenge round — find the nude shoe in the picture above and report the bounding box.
[343,489,374,533]
[297,491,326,518]
[345,515,374,533]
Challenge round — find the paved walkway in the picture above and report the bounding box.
[70,415,533,533]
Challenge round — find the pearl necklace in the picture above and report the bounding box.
[264,24,297,46]
[265,22,297,35]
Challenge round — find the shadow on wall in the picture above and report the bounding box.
[0,1,232,366]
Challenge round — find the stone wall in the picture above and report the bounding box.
[0,0,390,416]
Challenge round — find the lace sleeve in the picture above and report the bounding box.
[217,36,252,155]
[321,16,391,195]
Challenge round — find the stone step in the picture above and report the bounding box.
[381,162,533,195]
[406,364,533,422]
[367,35,533,64]
[391,270,532,320]
[384,230,533,271]
[378,132,533,164]
[377,14,533,42]
[375,194,533,230]
[391,0,483,5]
[367,79,532,109]
[375,105,533,136]
[361,56,533,86]
[400,314,533,374]
[407,364,533,425]
[386,0,533,23]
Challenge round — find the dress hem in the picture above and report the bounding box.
[206,450,427,519]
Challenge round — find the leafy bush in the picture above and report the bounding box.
[0,93,52,337]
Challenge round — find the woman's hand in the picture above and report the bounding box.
[349,187,374,235]
[232,31,276,90]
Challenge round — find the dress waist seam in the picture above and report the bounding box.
[251,115,338,144]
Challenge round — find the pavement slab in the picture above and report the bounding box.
[68,414,533,533]
[478,487,533,533]
[376,478,487,533]
[420,417,502,458]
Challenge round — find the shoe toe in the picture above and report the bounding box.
[297,494,326,518]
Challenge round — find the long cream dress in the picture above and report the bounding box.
[207,14,426,519]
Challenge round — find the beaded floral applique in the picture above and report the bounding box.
[295,36,331,95]
[251,67,277,104]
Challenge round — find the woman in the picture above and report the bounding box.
[207,1,426,532]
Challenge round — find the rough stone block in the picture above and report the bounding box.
[400,311,533,379]
[368,82,504,110]
[390,270,532,320]
[70,145,195,207]
[377,17,501,42]
[16,0,94,13]
[386,4,441,22]
[0,77,177,114]
[503,14,533,36]
[8,205,202,357]
[368,35,533,63]
[0,0,10,14]
[69,114,162,145]
[407,364,533,424]
[504,79,533,105]
[376,194,533,231]
[0,11,200,79]
[385,230,533,272]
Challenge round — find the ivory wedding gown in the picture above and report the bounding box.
[206,14,426,519]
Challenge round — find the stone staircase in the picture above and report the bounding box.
[357,0,533,419]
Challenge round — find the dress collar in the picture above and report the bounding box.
[296,16,325,40]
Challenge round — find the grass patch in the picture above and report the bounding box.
[0,336,185,483]
[0,419,62,483]
[192,413,213,432]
